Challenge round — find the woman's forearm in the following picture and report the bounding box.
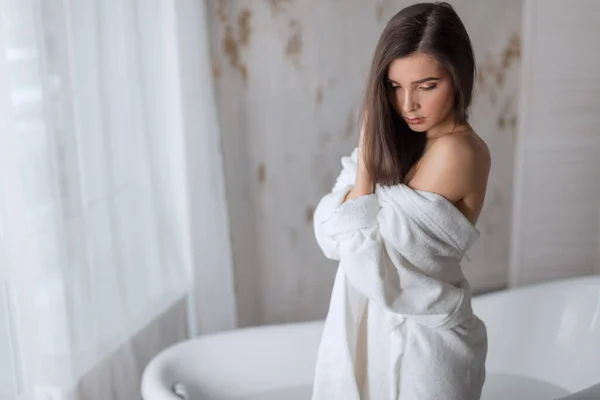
[343,165,374,202]
[343,112,374,203]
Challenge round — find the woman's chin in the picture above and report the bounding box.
[407,124,429,133]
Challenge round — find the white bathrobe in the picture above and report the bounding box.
[311,148,487,400]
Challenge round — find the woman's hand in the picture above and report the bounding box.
[343,112,375,202]
[356,116,372,184]
[357,114,367,168]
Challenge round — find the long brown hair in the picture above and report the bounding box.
[362,2,475,186]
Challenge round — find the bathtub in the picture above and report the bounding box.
[141,276,600,399]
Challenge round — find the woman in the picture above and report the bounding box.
[312,2,490,400]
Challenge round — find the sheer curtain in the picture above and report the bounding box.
[0,0,196,398]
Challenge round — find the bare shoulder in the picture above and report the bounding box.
[409,130,491,204]
[431,130,491,172]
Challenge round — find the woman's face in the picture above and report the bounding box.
[387,52,456,134]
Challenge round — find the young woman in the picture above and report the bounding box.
[312,3,491,399]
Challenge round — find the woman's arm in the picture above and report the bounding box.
[313,116,380,260]
[343,118,374,202]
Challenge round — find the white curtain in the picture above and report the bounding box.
[0,0,194,398]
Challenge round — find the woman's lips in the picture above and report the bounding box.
[404,116,425,125]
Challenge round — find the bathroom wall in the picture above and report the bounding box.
[206,0,523,326]
[509,0,600,286]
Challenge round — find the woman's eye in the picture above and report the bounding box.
[420,84,437,91]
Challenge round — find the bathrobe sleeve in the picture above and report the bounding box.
[313,147,381,261]
[315,186,395,312]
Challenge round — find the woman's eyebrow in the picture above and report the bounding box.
[388,77,441,85]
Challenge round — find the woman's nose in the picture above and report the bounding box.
[401,91,419,113]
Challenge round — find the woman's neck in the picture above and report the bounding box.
[427,118,471,139]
